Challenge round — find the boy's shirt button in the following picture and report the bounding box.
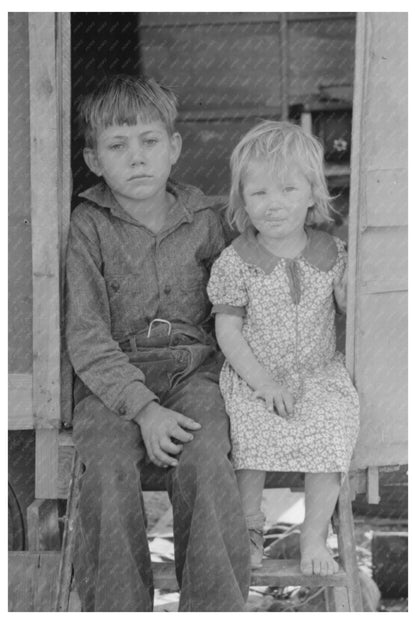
[163,285,171,295]
[110,280,120,292]
[118,405,127,415]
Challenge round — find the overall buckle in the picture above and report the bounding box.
[146,318,172,339]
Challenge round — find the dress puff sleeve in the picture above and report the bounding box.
[207,245,248,317]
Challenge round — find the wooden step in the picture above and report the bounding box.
[151,559,347,591]
[9,551,349,611]
[251,559,347,587]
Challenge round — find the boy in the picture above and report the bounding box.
[65,75,250,612]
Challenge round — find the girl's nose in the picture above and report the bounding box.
[268,192,286,210]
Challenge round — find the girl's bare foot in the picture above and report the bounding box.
[300,532,339,576]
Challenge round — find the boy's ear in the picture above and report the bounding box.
[169,132,182,166]
[83,148,102,177]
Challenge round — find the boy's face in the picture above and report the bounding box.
[84,118,182,205]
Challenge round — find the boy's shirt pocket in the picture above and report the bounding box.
[104,273,157,339]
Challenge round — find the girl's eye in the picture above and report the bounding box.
[252,190,266,196]
[284,186,296,192]
[109,143,125,151]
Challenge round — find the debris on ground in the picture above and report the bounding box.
[145,491,407,612]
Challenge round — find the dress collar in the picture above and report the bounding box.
[232,226,338,274]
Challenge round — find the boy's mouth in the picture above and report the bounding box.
[128,174,153,181]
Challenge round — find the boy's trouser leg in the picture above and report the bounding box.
[72,395,153,612]
[165,371,251,612]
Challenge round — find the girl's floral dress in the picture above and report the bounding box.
[207,226,360,473]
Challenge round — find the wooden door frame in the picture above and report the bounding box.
[28,12,71,499]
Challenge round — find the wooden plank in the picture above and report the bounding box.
[359,227,407,292]
[11,553,350,611]
[35,429,60,499]
[347,13,408,474]
[363,14,407,173]
[57,12,73,429]
[367,467,380,505]
[56,452,83,612]
[141,17,355,116]
[29,12,61,430]
[8,552,39,611]
[8,373,33,430]
[325,586,350,611]
[150,559,348,592]
[9,552,60,612]
[250,559,348,589]
[349,470,367,497]
[29,12,71,495]
[8,12,33,376]
[354,292,407,464]
[364,169,407,228]
[352,444,408,471]
[27,498,61,550]
[35,550,62,611]
[58,445,75,498]
[178,106,281,121]
[336,479,363,610]
[345,11,366,381]
[279,13,289,121]
[140,12,354,27]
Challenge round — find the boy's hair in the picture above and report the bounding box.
[228,120,334,232]
[77,75,179,148]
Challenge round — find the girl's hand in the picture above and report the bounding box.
[253,383,294,419]
[334,263,348,314]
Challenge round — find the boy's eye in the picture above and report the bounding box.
[144,138,159,146]
[251,190,266,196]
[284,186,296,192]
[109,143,125,151]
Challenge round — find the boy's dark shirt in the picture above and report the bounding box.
[66,180,226,422]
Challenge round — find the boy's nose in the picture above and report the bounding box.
[129,144,146,166]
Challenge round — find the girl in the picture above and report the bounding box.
[207,121,359,576]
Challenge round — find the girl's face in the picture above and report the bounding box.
[242,159,314,242]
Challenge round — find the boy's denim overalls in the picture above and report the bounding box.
[66,182,250,611]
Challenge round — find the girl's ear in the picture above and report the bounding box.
[307,184,316,209]
[83,148,102,177]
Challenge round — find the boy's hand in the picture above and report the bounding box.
[135,402,201,468]
[253,383,294,419]
[334,264,348,314]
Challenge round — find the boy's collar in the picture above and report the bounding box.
[78,181,119,211]
[232,226,338,274]
[78,179,198,226]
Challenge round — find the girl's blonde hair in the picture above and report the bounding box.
[228,120,335,232]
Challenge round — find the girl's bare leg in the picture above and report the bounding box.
[300,472,340,576]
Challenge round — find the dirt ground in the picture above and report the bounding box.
[143,490,408,613]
